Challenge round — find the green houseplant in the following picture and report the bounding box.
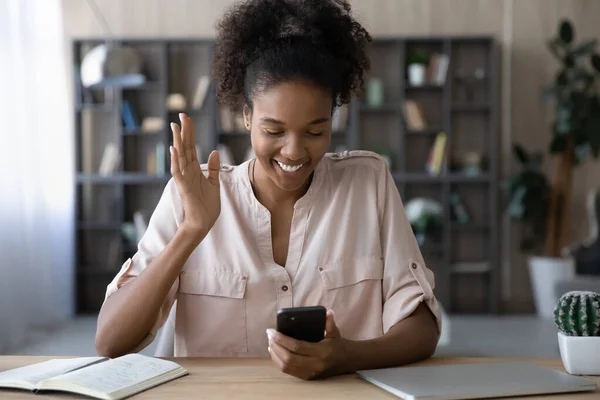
[507,19,600,317]
[407,48,429,86]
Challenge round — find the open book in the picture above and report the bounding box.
[0,354,188,400]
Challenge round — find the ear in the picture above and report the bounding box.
[243,104,252,130]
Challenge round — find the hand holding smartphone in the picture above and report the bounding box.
[276,305,327,343]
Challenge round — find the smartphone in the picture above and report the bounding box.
[276,305,327,343]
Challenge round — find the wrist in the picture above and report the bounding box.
[336,338,362,375]
[178,223,207,247]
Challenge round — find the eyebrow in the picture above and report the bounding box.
[260,117,330,125]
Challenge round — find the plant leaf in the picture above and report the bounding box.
[529,151,544,168]
[550,135,568,153]
[559,20,574,44]
[542,85,560,101]
[521,237,537,252]
[592,54,600,73]
[571,39,597,57]
[547,38,564,62]
[555,104,572,134]
[555,70,568,86]
[512,144,529,164]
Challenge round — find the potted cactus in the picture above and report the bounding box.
[554,291,600,375]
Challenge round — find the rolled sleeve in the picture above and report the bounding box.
[103,178,183,349]
[377,162,443,336]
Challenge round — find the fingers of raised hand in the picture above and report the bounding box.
[170,145,181,179]
[179,113,197,164]
[170,122,187,172]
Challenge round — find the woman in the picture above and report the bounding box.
[95,0,442,380]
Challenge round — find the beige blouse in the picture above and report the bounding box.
[104,150,442,357]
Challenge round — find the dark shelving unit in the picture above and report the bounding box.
[73,36,499,314]
[72,38,355,314]
[345,36,499,313]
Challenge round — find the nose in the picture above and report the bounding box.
[280,133,307,161]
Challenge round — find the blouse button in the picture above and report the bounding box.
[181,270,186,275]
[281,285,289,292]
[318,267,323,271]
[411,262,418,269]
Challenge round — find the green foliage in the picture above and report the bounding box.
[543,19,600,163]
[505,145,550,252]
[407,48,428,65]
[507,18,600,253]
[554,291,600,336]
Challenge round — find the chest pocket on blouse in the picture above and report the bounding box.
[177,268,248,354]
[318,256,384,307]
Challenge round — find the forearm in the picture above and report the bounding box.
[95,226,204,357]
[343,302,439,373]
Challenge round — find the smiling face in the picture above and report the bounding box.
[244,81,332,193]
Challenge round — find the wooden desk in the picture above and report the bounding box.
[1,356,599,399]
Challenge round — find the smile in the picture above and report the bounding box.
[276,161,304,172]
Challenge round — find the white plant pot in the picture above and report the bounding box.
[408,64,426,86]
[528,256,575,319]
[558,331,600,375]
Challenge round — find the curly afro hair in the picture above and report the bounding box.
[211,0,371,112]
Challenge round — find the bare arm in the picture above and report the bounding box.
[95,227,204,358]
[343,302,439,373]
[96,113,221,358]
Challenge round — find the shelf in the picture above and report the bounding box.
[451,104,490,112]
[75,103,111,112]
[405,83,444,91]
[168,108,205,115]
[451,222,490,231]
[392,172,490,183]
[123,129,164,136]
[451,261,492,274]
[359,102,401,112]
[405,127,444,135]
[77,222,121,231]
[76,173,171,184]
[122,82,162,91]
[220,131,249,137]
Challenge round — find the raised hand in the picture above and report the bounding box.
[170,113,221,241]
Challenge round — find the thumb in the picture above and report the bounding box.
[206,150,220,185]
[325,309,340,339]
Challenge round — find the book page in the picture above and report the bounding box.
[0,357,106,388]
[46,354,183,395]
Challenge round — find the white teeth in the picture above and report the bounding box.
[277,161,303,172]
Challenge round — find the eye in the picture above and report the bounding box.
[308,132,323,137]
[264,130,284,136]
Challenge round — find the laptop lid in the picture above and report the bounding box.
[357,361,597,400]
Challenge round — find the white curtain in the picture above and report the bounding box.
[0,0,74,353]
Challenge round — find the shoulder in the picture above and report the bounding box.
[199,161,244,186]
[324,150,388,175]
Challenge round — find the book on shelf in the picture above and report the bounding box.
[425,132,447,176]
[120,100,139,131]
[0,353,188,400]
[98,143,120,176]
[191,75,211,109]
[402,100,427,130]
[426,53,450,85]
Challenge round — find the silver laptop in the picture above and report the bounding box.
[357,361,597,400]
